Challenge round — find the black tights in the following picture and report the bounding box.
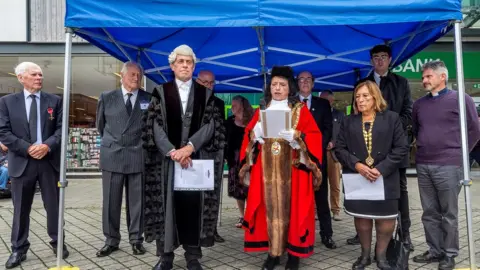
[355,218,396,260]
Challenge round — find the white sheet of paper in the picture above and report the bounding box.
[260,109,291,138]
[174,160,214,191]
[342,173,385,201]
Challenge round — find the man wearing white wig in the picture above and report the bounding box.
[142,45,225,270]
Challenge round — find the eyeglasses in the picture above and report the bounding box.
[198,79,215,86]
[298,77,313,83]
[372,54,390,61]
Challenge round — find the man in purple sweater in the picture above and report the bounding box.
[412,60,480,270]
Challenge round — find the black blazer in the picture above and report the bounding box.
[356,72,413,167]
[309,96,333,151]
[335,110,409,199]
[0,92,62,177]
[331,108,345,144]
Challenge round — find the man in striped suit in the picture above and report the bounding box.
[95,61,151,257]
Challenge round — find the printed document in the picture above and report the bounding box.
[174,160,214,191]
[260,109,291,138]
[342,173,385,200]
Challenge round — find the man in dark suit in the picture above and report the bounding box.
[96,61,151,257]
[297,71,336,249]
[320,90,345,221]
[346,44,413,251]
[0,62,67,269]
[196,70,225,243]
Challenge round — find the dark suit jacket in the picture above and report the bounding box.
[309,96,333,151]
[331,108,345,144]
[356,72,412,167]
[335,110,409,199]
[0,91,62,177]
[96,89,151,174]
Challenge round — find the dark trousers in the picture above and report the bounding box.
[157,240,202,263]
[11,159,60,253]
[102,171,144,246]
[314,161,333,238]
[398,168,411,235]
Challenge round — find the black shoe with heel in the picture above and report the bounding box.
[352,256,371,270]
[262,255,280,270]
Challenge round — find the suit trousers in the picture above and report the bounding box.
[326,150,342,215]
[157,240,202,263]
[11,159,60,253]
[398,167,411,235]
[102,171,144,246]
[314,158,333,237]
[417,164,462,257]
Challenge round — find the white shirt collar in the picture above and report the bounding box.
[299,93,312,101]
[268,99,290,110]
[23,89,40,99]
[374,71,388,79]
[175,78,192,89]
[121,85,138,96]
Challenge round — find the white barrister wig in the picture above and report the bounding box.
[14,62,42,76]
[168,44,197,64]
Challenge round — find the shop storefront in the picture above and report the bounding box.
[0,49,479,170]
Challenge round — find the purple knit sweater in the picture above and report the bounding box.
[413,89,480,166]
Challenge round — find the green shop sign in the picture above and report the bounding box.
[392,51,480,80]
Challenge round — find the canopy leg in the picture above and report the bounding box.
[453,20,477,270]
[49,27,76,270]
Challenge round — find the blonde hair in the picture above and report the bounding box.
[353,80,387,114]
[168,45,197,64]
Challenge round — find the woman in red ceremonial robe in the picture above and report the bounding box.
[239,66,323,270]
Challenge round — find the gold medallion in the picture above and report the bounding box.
[366,156,374,167]
[271,141,281,155]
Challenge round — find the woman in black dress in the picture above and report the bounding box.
[335,81,409,270]
[225,95,254,228]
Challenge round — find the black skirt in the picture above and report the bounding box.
[344,199,398,219]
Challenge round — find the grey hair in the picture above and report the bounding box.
[121,61,144,75]
[14,62,42,76]
[422,60,449,82]
[168,45,197,64]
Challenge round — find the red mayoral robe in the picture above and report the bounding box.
[239,102,323,258]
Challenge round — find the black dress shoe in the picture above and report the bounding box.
[285,254,300,270]
[438,256,455,270]
[5,252,26,269]
[187,259,203,270]
[96,244,119,257]
[152,259,173,270]
[412,251,444,263]
[214,232,225,243]
[53,245,70,259]
[352,256,371,270]
[347,234,360,245]
[321,236,337,249]
[132,243,146,255]
[262,255,280,270]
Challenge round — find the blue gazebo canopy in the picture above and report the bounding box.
[65,0,462,92]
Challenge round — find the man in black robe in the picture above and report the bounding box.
[142,45,225,270]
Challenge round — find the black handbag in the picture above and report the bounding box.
[386,214,410,269]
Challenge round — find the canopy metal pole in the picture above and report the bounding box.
[453,20,476,270]
[55,27,73,269]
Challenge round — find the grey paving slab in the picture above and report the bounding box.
[0,177,479,269]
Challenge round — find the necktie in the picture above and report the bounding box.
[379,76,386,90]
[125,93,133,116]
[303,98,309,109]
[29,95,38,143]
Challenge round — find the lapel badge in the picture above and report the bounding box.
[47,108,54,120]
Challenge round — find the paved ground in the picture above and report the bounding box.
[0,176,480,270]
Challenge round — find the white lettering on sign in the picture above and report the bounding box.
[392,58,441,73]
